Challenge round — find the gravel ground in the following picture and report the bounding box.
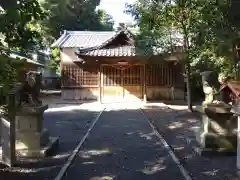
[62,107,186,180]
[0,100,102,180]
[142,103,239,180]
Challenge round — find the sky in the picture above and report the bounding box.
[97,0,136,27]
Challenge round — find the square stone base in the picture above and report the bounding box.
[16,137,59,157]
[193,145,236,156]
[16,128,50,148]
[194,104,237,155]
[196,123,237,155]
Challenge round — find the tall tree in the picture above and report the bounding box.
[38,0,114,46]
[126,0,233,111]
[0,0,45,104]
[0,0,45,51]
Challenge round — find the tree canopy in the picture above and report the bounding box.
[0,0,115,104]
[126,0,240,110]
[0,0,45,51]
[39,0,114,46]
[0,0,115,49]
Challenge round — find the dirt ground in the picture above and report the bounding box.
[0,98,239,180]
[0,96,102,180]
[142,102,238,180]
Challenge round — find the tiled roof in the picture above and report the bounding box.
[51,30,135,49]
[51,30,116,48]
[80,46,136,57]
[9,53,45,67]
[0,46,45,67]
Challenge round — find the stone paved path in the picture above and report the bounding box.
[62,107,187,180]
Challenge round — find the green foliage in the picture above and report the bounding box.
[0,54,24,105]
[38,0,114,46]
[0,0,115,112]
[0,0,45,110]
[0,0,46,51]
[127,0,240,105]
[36,0,115,70]
[48,48,60,74]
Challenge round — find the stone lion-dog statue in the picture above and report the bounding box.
[16,71,43,108]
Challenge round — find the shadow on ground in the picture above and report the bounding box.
[0,101,102,180]
[148,100,201,106]
[142,102,238,180]
[62,108,186,180]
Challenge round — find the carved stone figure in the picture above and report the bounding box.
[16,71,43,108]
[200,71,220,106]
[14,71,59,157]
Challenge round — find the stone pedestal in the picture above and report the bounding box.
[196,103,237,154]
[15,105,59,157]
[230,104,240,169]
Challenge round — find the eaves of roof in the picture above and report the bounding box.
[51,30,69,48]
[79,45,136,57]
[9,53,45,67]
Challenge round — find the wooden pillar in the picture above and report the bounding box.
[143,64,147,102]
[100,66,103,104]
[121,69,124,100]
[98,66,101,103]
[1,92,16,167]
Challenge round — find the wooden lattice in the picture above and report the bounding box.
[102,65,143,86]
[103,66,122,86]
[62,64,98,87]
[62,63,183,88]
[146,62,183,87]
[123,65,143,85]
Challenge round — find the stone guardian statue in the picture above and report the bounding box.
[200,71,219,106]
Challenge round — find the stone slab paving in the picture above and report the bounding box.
[142,103,239,180]
[0,101,102,180]
[63,107,187,180]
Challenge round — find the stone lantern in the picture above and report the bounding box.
[196,71,237,155]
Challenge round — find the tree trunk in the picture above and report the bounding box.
[181,24,193,112]
[185,61,193,111]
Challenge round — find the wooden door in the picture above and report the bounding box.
[123,65,143,101]
[101,65,144,103]
[101,65,123,102]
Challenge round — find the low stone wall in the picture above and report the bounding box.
[61,86,185,101]
[146,86,184,100]
[61,88,99,100]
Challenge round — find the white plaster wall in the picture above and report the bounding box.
[61,48,85,64]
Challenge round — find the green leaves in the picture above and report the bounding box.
[127,0,240,109]
[0,0,46,51]
[128,0,240,75]
[0,0,46,106]
[39,0,114,46]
